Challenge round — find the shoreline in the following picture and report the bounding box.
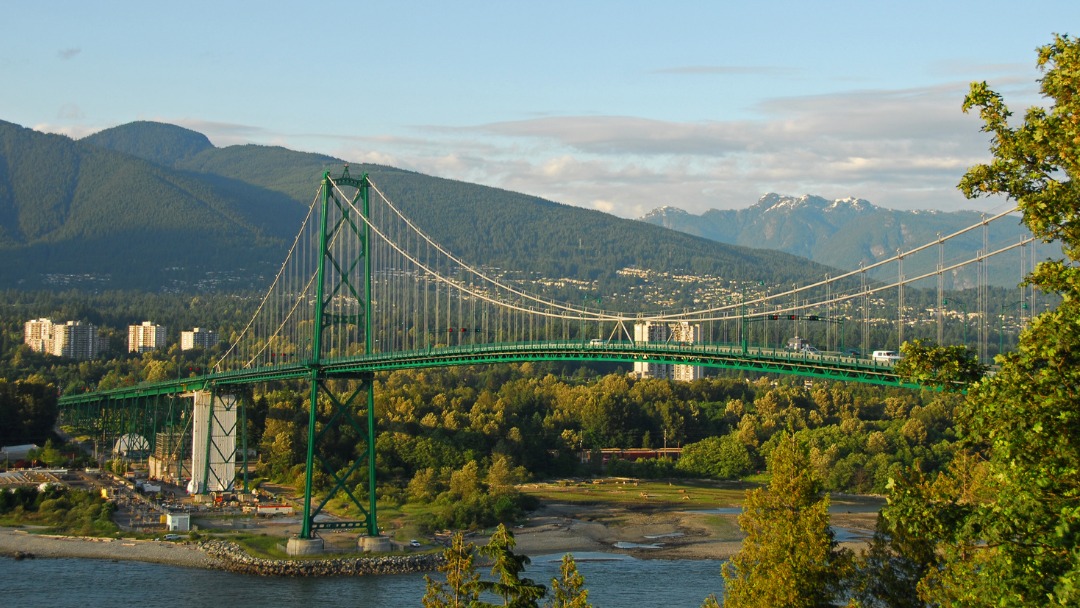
[0,502,879,573]
[0,527,224,570]
[508,502,877,561]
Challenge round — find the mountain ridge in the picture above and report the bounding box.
[639,194,1033,287]
[0,120,835,295]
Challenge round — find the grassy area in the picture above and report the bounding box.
[520,478,753,510]
[697,513,743,537]
[227,532,291,559]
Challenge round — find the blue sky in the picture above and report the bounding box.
[2,1,1076,217]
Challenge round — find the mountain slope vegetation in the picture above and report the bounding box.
[0,119,838,295]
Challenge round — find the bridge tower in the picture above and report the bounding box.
[289,167,386,555]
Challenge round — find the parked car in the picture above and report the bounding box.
[409,539,422,548]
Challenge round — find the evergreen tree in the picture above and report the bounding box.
[718,432,851,607]
[422,532,481,608]
[547,554,591,608]
[476,523,547,607]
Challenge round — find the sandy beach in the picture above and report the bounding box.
[508,501,878,560]
[0,527,224,569]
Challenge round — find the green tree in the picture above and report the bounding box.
[894,339,986,390]
[0,377,59,445]
[852,464,949,608]
[408,467,439,502]
[676,434,753,479]
[887,33,1080,607]
[476,523,546,607]
[718,433,851,607]
[39,439,63,467]
[422,532,482,608]
[449,460,483,501]
[486,454,524,496]
[547,553,591,608]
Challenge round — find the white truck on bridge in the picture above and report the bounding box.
[872,350,903,363]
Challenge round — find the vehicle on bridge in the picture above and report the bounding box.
[872,350,903,363]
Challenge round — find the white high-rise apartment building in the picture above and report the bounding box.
[24,318,54,352]
[181,327,218,351]
[24,318,105,360]
[51,321,106,359]
[128,321,167,353]
[633,321,704,382]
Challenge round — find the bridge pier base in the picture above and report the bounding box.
[286,536,324,556]
[358,535,392,553]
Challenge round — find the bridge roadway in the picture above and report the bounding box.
[58,340,912,406]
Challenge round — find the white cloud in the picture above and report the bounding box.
[56,103,84,120]
[591,199,619,214]
[44,77,1029,220]
[33,122,98,140]
[359,80,1031,217]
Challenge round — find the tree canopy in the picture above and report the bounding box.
[884,33,1080,607]
[718,433,852,607]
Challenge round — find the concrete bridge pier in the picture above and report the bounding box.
[358,535,392,553]
[286,536,324,556]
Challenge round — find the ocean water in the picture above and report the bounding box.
[1,552,724,607]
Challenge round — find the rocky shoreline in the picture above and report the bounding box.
[200,538,443,576]
[0,528,442,576]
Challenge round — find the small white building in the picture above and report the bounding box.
[166,512,190,532]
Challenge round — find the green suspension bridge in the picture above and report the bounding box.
[57,167,1044,553]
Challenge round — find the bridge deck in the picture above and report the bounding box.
[59,341,910,406]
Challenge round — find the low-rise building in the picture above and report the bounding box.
[166,512,190,532]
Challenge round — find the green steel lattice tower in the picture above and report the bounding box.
[298,167,379,539]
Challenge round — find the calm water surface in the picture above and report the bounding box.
[1,552,724,607]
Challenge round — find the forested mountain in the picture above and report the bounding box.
[640,195,1038,288]
[0,119,836,296]
[80,120,215,167]
[0,120,305,289]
